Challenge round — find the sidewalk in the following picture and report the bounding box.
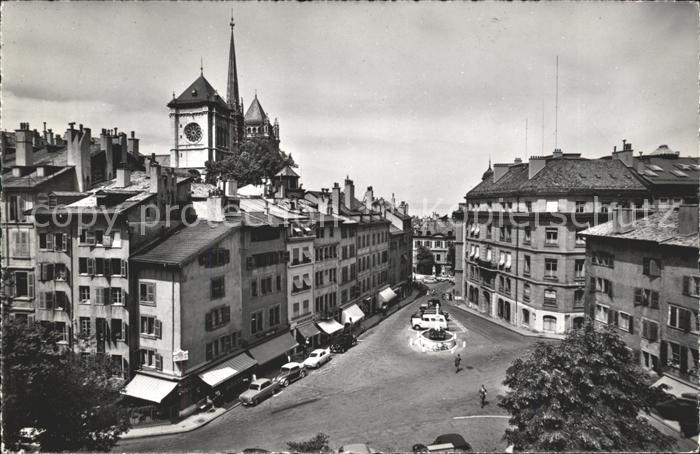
[120,403,238,440]
[448,299,566,340]
[120,291,421,441]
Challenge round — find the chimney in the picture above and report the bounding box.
[101,129,114,180]
[678,204,699,236]
[206,194,226,222]
[118,132,128,166]
[331,183,341,214]
[612,206,635,234]
[128,131,140,157]
[225,179,238,198]
[612,139,634,167]
[344,176,355,209]
[492,163,509,183]
[391,193,396,208]
[66,124,92,191]
[115,163,131,188]
[364,186,374,210]
[528,156,547,179]
[552,148,563,159]
[47,129,55,145]
[14,122,33,167]
[149,156,161,194]
[514,157,522,164]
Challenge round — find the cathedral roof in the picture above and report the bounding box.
[168,74,228,110]
[244,95,267,124]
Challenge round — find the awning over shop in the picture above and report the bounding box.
[316,319,344,335]
[653,375,700,399]
[121,373,178,404]
[341,304,365,324]
[248,332,298,366]
[296,322,321,339]
[378,287,397,304]
[198,353,258,388]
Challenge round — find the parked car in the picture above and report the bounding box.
[272,362,307,387]
[339,443,379,454]
[410,312,448,330]
[303,348,332,369]
[330,333,357,353]
[413,433,472,453]
[239,378,280,406]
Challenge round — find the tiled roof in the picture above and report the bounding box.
[244,95,267,124]
[633,156,700,186]
[3,166,75,189]
[581,209,699,249]
[468,158,647,197]
[132,222,238,266]
[168,74,228,110]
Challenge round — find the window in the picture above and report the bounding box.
[302,300,309,314]
[211,276,225,299]
[261,277,273,294]
[13,271,33,298]
[140,316,162,338]
[575,260,585,279]
[618,312,632,332]
[668,342,681,369]
[277,275,282,291]
[546,200,559,212]
[633,288,658,308]
[292,302,300,318]
[523,227,531,244]
[595,304,609,323]
[601,200,611,213]
[79,286,90,303]
[545,228,558,245]
[139,281,155,305]
[641,319,659,342]
[574,290,584,308]
[12,230,30,257]
[251,311,263,334]
[643,258,662,277]
[544,258,558,280]
[523,255,531,276]
[111,288,124,305]
[39,232,54,250]
[523,283,531,301]
[269,306,281,327]
[592,252,614,267]
[140,349,162,370]
[205,306,231,331]
[111,319,124,341]
[668,304,697,332]
[8,195,21,221]
[525,201,532,212]
[575,231,586,247]
[684,276,700,297]
[543,316,557,332]
[80,317,91,336]
[575,201,586,213]
[251,280,257,297]
[544,289,557,307]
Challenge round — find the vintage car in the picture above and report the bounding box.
[272,362,307,387]
[303,348,332,369]
[330,333,357,353]
[239,378,280,406]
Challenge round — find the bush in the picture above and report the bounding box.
[286,432,331,453]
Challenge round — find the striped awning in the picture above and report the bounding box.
[316,319,344,335]
[121,374,177,404]
[198,353,257,387]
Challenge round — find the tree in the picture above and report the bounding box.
[2,319,130,452]
[415,245,435,275]
[205,138,296,186]
[499,323,675,451]
[286,432,331,453]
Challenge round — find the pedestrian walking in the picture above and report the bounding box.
[479,384,487,407]
[454,354,461,373]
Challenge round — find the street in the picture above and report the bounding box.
[116,283,546,453]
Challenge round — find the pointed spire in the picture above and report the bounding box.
[200,57,204,76]
[226,14,241,112]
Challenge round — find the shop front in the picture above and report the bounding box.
[295,321,322,353]
[247,332,298,374]
[121,373,180,424]
[197,352,258,401]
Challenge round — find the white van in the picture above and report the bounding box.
[411,312,448,330]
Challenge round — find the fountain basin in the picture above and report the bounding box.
[417,328,457,352]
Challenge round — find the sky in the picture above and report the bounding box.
[2,2,698,216]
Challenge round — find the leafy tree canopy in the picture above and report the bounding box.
[2,319,129,452]
[416,245,436,274]
[286,432,331,453]
[499,324,675,452]
[205,138,296,186]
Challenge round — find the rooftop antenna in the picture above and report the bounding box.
[554,55,559,149]
[541,99,545,155]
[200,57,204,76]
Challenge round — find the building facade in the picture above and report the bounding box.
[583,206,699,391]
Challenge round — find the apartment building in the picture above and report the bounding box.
[462,150,649,334]
[413,214,456,274]
[583,206,699,394]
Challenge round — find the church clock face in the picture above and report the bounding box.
[183,122,202,143]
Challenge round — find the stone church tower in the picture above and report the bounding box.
[167,18,280,170]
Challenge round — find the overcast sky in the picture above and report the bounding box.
[2,2,698,216]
